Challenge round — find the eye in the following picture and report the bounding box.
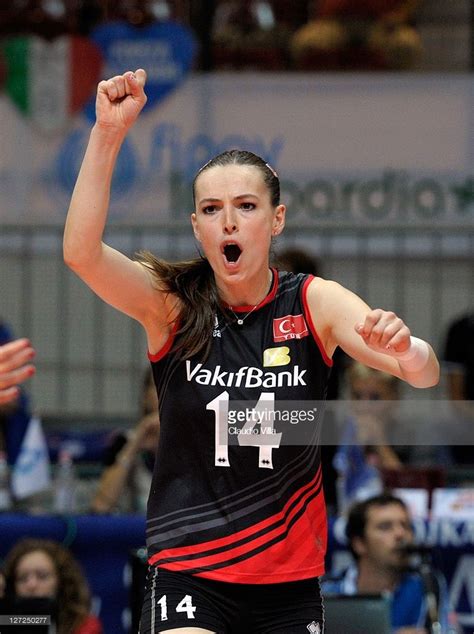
[202,205,218,214]
[378,522,392,531]
[240,202,256,211]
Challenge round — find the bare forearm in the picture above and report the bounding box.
[91,436,140,513]
[91,463,129,513]
[63,125,125,268]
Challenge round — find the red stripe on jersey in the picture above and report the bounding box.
[157,491,327,583]
[195,493,328,583]
[149,464,322,562]
[149,467,325,577]
[302,276,333,367]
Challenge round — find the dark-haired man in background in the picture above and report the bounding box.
[322,494,459,634]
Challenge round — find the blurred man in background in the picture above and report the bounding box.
[322,494,459,634]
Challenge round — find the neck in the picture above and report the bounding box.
[219,268,273,308]
[356,560,401,594]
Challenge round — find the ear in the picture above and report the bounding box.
[191,212,200,241]
[272,204,286,236]
[352,537,367,559]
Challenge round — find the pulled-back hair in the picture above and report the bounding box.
[135,255,218,359]
[192,149,280,207]
[138,150,281,360]
[3,538,93,634]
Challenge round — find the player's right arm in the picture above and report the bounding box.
[63,70,171,338]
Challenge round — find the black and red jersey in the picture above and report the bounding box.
[147,270,332,583]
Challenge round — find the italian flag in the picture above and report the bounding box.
[4,35,102,133]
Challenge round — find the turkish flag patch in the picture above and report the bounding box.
[273,314,308,342]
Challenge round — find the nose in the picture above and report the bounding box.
[222,207,238,234]
[394,524,410,542]
[23,576,39,595]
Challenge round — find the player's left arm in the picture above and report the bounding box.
[307,278,439,388]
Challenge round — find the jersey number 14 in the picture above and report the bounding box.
[207,391,282,470]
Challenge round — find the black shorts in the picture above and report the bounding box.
[140,566,324,634]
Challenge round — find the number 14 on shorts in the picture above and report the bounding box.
[156,594,197,621]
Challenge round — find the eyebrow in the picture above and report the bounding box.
[198,194,259,205]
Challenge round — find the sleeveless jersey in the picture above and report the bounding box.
[147,270,332,584]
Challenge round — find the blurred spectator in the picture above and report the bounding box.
[337,360,451,495]
[91,368,159,514]
[442,312,474,466]
[322,494,459,634]
[3,538,103,634]
[189,0,217,70]
[444,312,474,403]
[212,0,290,70]
[70,0,104,36]
[108,0,159,27]
[275,247,321,281]
[20,0,69,40]
[344,361,403,466]
[0,335,35,407]
[0,321,35,461]
[334,362,403,513]
[290,0,423,71]
[104,0,183,26]
[0,320,50,507]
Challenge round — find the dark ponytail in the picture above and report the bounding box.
[136,252,219,360]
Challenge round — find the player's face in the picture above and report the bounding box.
[359,504,413,571]
[191,164,285,295]
[15,550,58,598]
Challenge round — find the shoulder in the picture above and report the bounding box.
[393,572,425,606]
[276,271,344,317]
[305,277,356,331]
[302,278,348,356]
[276,269,308,287]
[397,572,424,591]
[306,276,352,304]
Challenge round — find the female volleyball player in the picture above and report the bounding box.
[63,69,439,634]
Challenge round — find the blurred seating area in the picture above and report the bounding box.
[0,0,188,38]
[0,0,472,71]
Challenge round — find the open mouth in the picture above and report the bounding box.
[223,243,242,263]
